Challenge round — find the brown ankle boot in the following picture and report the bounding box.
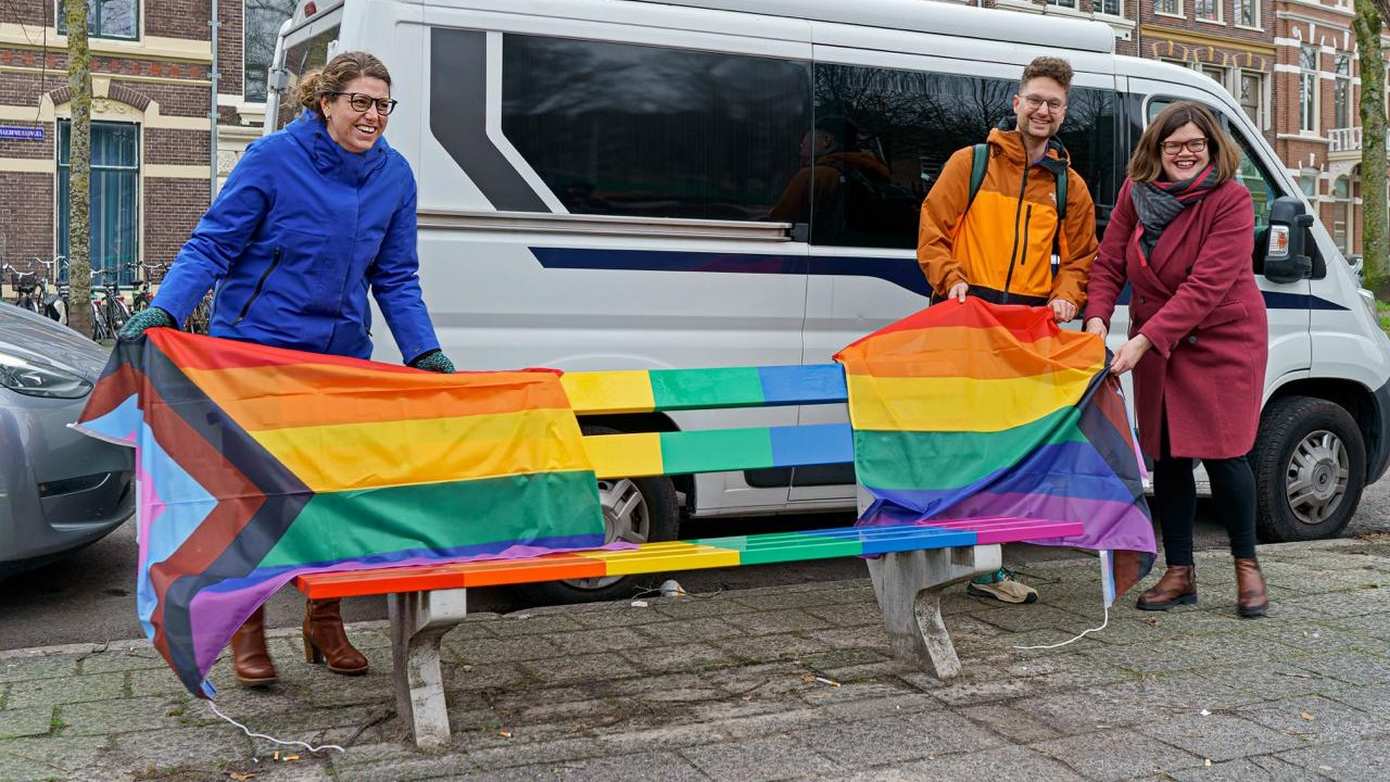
[1234,558,1269,618]
[230,606,278,687]
[1136,565,1197,611]
[303,599,368,675]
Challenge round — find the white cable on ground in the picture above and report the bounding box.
[208,701,346,754]
[1013,603,1110,650]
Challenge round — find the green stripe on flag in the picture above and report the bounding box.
[658,427,775,475]
[649,366,766,410]
[257,471,604,568]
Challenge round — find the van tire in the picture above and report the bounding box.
[517,424,680,605]
[1253,396,1365,543]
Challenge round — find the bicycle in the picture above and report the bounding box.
[2,262,43,314]
[37,256,68,323]
[89,267,132,341]
[127,261,166,313]
[185,288,214,335]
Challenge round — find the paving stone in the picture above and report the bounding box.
[799,679,917,707]
[331,746,477,781]
[441,661,531,691]
[730,585,866,612]
[547,627,657,656]
[1276,739,1390,781]
[516,652,636,686]
[958,703,1063,744]
[485,613,588,637]
[568,605,675,629]
[1288,651,1390,687]
[622,642,740,676]
[1136,712,1306,762]
[1280,589,1390,618]
[845,744,1085,782]
[76,648,168,675]
[1237,694,1390,744]
[1032,727,1204,781]
[458,750,705,781]
[108,725,253,773]
[633,616,748,644]
[679,734,842,780]
[3,673,126,710]
[1011,682,1193,735]
[967,603,1096,634]
[0,657,79,685]
[59,694,193,736]
[1193,662,1343,701]
[711,632,831,663]
[720,608,833,635]
[806,626,891,651]
[1164,755,1317,781]
[127,668,197,698]
[445,635,564,664]
[653,596,760,620]
[0,736,117,781]
[1322,683,1390,716]
[790,708,1003,767]
[0,707,52,740]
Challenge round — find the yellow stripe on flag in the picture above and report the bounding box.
[250,409,591,492]
[579,542,741,575]
[845,370,1094,432]
[582,432,664,479]
[562,371,656,415]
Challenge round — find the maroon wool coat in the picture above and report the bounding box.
[1083,177,1268,460]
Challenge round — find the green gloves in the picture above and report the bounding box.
[409,349,455,373]
[117,307,175,340]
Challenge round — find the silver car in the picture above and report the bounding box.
[1,302,133,576]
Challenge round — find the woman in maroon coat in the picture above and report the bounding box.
[1083,101,1269,618]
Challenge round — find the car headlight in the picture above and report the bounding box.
[0,353,93,399]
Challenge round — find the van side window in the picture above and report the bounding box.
[810,63,1118,249]
[500,35,811,221]
[277,25,339,131]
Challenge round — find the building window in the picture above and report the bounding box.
[1332,177,1351,252]
[1157,0,1182,15]
[1201,65,1227,88]
[1300,44,1319,133]
[1298,168,1319,199]
[1239,70,1265,129]
[1047,0,1077,7]
[244,0,298,103]
[1234,0,1259,27]
[57,120,140,285]
[1098,0,1121,14]
[56,0,138,41]
[1334,53,1352,130]
[1195,0,1220,21]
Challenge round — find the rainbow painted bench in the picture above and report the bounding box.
[296,364,1082,748]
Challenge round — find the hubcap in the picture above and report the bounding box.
[565,478,650,591]
[1285,429,1349,526]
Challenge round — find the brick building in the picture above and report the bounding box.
[0,0,290,284]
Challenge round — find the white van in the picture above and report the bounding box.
[266,0,1390,600]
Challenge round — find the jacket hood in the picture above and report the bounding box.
[285,109,391,187]
[986,126,1072,174]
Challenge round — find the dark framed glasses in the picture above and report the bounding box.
[330,92,398,116]
[1161,138,1207,155]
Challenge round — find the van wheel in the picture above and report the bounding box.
[517,424,680,605]
[1253,396,1365,543]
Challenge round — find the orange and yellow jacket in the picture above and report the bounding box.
[917,128,1098,307]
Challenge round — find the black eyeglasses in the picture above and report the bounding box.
[330,92,398,116]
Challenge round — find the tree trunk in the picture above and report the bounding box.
[64,0,93,338]
[1354,0,1388,294]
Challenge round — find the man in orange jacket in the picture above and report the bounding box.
[917,56,1098,324]
[918,57,1100,603]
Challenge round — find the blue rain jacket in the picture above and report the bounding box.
[153,110,439,362]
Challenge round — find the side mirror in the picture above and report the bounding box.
[1263,196,1314,284]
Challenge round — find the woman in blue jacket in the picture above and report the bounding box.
[121,51,454,687]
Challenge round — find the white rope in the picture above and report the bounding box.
[208,701,346,754]
[1014,602,1110,650]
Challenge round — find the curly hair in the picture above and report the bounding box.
[297,51,392,120]
[1021,56,1073,92]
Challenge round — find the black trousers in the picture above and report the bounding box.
[1151,420,1258,567]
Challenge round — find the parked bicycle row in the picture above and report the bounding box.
[2,259,211,336]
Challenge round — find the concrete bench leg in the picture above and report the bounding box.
[388,588,468,750]
[865,544,1002,679]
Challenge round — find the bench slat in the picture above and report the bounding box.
[584,422,854,479]
[295,519,1082,599]
[562,364,846,415]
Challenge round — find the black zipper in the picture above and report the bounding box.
[1020,206,1033,266]
[1001,166,1031,303]
[234,247,281,325]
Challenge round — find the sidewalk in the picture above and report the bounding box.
[3,538,1390,781]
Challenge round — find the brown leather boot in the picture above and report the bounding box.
[1136,565,1197,611]
[1235,558,1269,618]
[230,606,278,687]
[303,599,368,675]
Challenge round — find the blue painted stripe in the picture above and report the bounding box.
[758,364,847,405]
[769,422,854,468]
[860,527,977,553]
[532,247,1347,310]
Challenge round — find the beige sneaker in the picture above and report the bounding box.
[966,568,1038,604]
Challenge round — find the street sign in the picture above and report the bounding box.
[0,126,44,141]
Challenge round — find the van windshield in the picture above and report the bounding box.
[275,21,341,131]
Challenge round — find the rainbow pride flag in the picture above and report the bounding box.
[74,330,606,697]
[835,299,1155,598]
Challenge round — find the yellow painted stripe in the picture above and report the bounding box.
[582,432,664,479]
[249,409,591,492]
[561,371,656,414]
[579,542,741,575]
[845,370,1094,432]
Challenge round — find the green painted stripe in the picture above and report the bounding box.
[694,530,863,564]
[657,427,775,475]
[258,471,604,568]
[855,408,1085,491]
[649,366,766,410]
